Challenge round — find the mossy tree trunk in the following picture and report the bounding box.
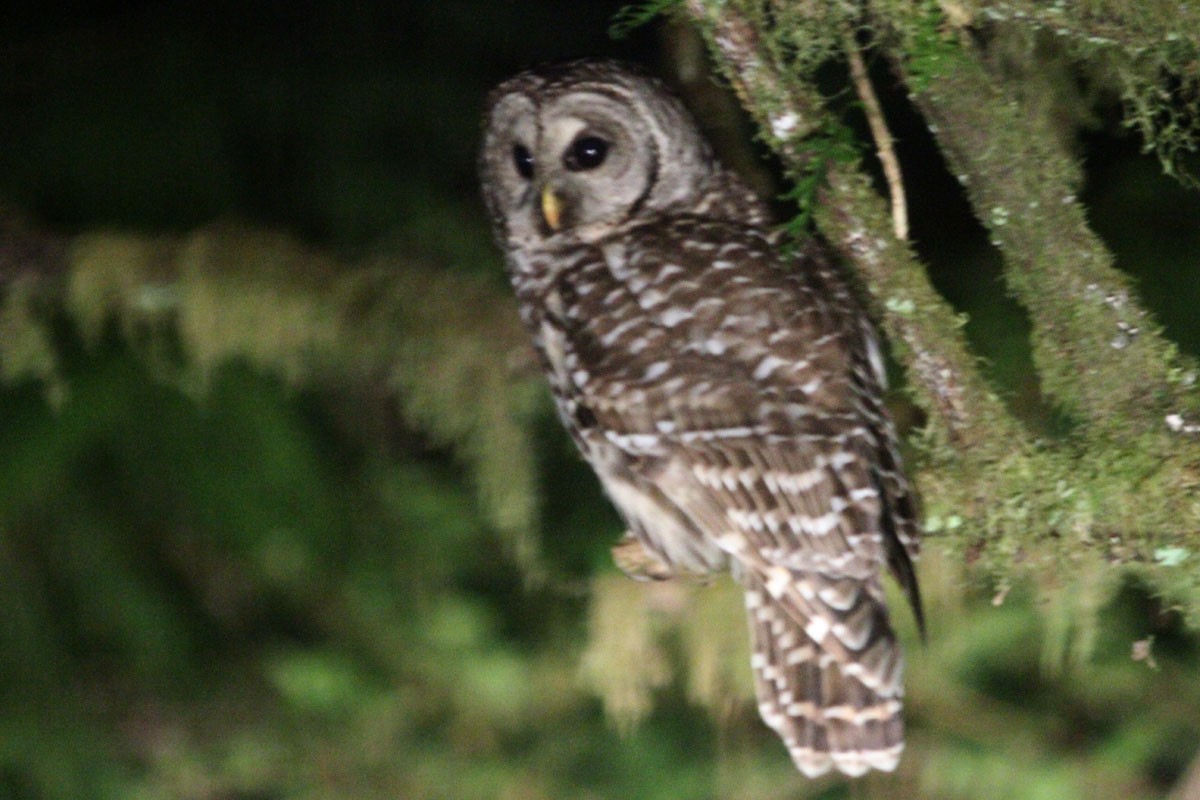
[682,0,1200,628]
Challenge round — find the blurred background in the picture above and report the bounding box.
[1,2,1200,799]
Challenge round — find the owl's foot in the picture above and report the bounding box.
[611,533,677,581]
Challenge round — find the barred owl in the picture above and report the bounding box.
[479,59,923,778]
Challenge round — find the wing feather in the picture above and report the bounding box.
[543,217,920,776]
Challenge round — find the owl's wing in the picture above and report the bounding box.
[590,392,914,776]
[652,430,908,776]
[557,224,920,776]
[560,223,921,621]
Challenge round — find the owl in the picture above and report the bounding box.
[479,59,923,778]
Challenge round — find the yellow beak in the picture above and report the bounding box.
[540,185,563,231]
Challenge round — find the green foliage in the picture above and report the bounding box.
[60,225,546,573]
[1112,46,1200,187]
[888,0,963,93]
[608,0,683,40]
[953,0,1200,187]
[757,1,852,79]
[779,119,860,238]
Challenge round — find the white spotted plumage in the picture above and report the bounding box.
[480,59,923,778]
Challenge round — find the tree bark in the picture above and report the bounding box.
[681,1,1200,629]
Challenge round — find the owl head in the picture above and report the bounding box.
[479,60,723,249]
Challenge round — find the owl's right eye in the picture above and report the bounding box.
[512,144,535,180]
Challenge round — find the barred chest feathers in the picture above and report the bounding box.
[515,244,730,577]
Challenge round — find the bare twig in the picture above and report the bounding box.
[843,28,908,241]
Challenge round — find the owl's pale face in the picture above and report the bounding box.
[483,90,656,245]
[480,62,718,250]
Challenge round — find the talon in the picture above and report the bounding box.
[611,533,676,581]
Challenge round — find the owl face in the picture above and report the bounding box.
[480,61,718,249]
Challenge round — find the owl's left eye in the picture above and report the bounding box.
[565,136,609,171]
[512,144,535,180]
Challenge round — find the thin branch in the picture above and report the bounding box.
[843,28,908,241]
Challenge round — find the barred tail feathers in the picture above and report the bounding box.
[741,567,905,777]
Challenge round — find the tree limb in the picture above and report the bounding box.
[683,0,1018,454]
[0,210,546,573]
[679,1,1200,627]
[877,10,1200,442]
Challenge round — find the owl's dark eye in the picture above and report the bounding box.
[565,136,609,171]
[512,144,534,180]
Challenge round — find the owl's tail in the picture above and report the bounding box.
[741,568,906,778]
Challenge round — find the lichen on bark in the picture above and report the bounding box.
[681,0,1200,628]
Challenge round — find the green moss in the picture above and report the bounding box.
[608,0,684,39]
[883,0,964,92]
[955,1,1200,186]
